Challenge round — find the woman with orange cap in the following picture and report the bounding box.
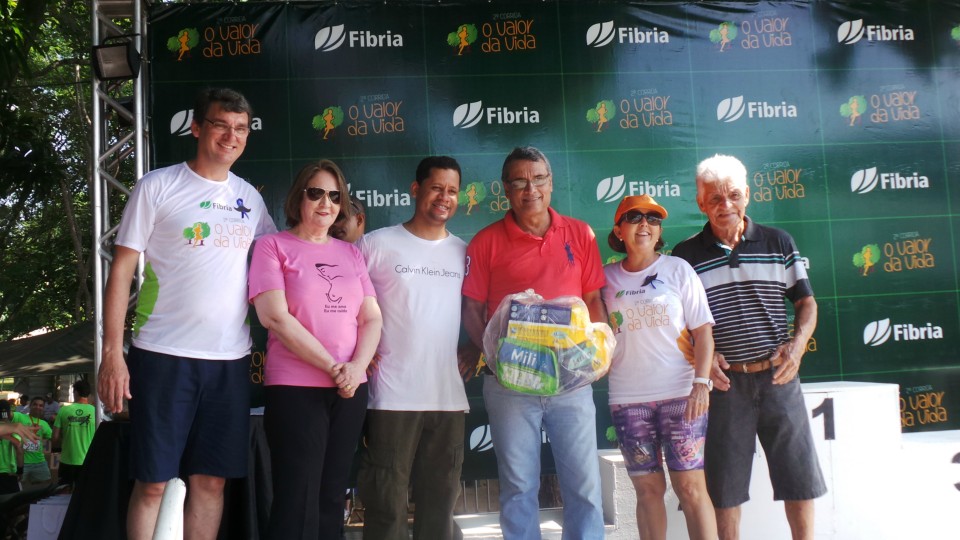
[601,194,717,540]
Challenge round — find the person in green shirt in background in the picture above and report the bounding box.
[0,401,24,494]
[53,380,96,486]
[15,397,52,490]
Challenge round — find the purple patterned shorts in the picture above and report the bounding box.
[610,397,707,475]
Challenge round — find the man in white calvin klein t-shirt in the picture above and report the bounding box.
[356,156,468,540]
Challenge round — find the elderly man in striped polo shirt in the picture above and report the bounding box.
[672,154,826,540]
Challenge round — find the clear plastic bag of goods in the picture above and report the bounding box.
[482,289,614,395]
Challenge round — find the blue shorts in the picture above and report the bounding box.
[610,397,707,476]
[128,346,250,483]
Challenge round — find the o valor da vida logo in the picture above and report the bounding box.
[452,100,539,129]
[706,12,793,52]
[852,232,934,276]
[165,17,262,60]
[314,25,403,52]
[862,318,943,348]
[447,12,537,56]
[751,161,806,202]
[586,89,673,132]
[716,95,797,123]
[840,86,920,127]
[311,95,405,140]
[837,19,915,45]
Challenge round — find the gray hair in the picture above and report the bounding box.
[501,146,552,183]
[695,154,748,191]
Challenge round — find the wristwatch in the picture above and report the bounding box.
[692,377,713,391]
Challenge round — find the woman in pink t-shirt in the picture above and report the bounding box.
[249,160,382,539]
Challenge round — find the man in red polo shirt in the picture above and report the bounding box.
[462,146,606,540]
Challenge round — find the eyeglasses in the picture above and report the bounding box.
[204,118,250,137]
[304,187,341,204]
[619,211,663,226]
[508,175,551,191]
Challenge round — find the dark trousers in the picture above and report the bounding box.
[58,463,82,485]
[357,410,465,540]
[264,384,368,540]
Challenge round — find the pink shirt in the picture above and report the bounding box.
[249,231,376,387]
[463,207,605,318]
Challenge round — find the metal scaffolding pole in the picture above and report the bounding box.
[91,0,147,426]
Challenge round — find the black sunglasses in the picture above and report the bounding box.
[304,187,341,204]
[620,211,663,226]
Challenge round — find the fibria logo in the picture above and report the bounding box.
[585,21,669,47]
[717,95,797,122]
[348,183,411,209]
[863,318,943,347]
[314,25,403,52]
[452,101,540,129]
[596,175,680,203]
[170,110,196,136]
[850,167,929,194]
[837,19,915,45]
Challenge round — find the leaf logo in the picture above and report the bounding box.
[315,25,347,52]
[453,101,484,129]
[863,318,892,347]
[469,424,494,452]
[850,167,879,194]
[838,19,865,45]
[596,175,626,203]
[586,21,616,47]
[199,201,212,209]
[170,109,194,136]
[716,96,745,122]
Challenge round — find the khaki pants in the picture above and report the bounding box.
[357,410,465,540]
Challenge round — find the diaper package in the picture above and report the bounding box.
[482,289,614,395]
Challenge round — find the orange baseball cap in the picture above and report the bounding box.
[613,194,668,225]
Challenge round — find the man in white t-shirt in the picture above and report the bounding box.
[357,156,468,540]
[98,88,276,540]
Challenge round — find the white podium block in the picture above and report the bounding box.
[801,382,902,539]
[599,381,907,539]
[897,430,960,537]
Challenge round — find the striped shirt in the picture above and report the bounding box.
[672,218,813,363]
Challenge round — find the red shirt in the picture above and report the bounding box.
[463,207,605,318]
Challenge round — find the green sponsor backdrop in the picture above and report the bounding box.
[148,1,960,478]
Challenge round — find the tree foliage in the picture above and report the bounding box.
[0,0,94,340]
